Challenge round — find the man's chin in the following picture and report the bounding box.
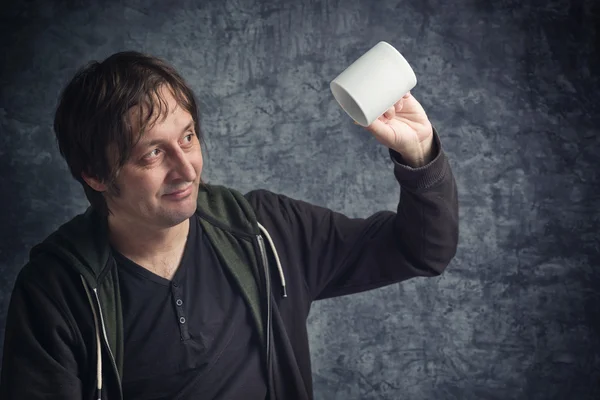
[157,187,197,221]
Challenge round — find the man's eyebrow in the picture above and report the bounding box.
[137,120,195,149]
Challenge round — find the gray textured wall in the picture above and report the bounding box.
[1,0,599,398]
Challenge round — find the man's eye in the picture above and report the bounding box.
[145,149,160,159]
[184,133,194,143]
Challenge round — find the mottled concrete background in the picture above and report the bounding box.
[1,0,599,398]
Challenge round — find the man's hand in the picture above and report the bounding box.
[363,92,435,167]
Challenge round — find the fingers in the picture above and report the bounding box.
[383,106,395,119]
[380,92,413,121]
[394,98,404,113]
[365,118,388,138]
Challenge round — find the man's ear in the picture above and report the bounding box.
[81,172,108,192]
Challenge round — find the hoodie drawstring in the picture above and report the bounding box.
[257,222,287,298]
[81,276,103,400]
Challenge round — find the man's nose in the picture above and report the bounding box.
[171,149,196,182]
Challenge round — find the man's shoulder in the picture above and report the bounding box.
[14,210,100,293]
[11,250,82,307]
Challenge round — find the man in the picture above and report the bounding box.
[0,51,458,399]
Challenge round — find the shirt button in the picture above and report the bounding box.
[179,317,186,324]
[176,299,183,306]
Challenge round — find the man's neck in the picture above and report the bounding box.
[108,216,191,266]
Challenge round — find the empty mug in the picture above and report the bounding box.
[330,41,417,127]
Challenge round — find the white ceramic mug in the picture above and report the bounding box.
[330,41,417,127]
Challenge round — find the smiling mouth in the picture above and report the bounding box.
[164,185,193,198]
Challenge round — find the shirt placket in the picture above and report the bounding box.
[171,281,190,341]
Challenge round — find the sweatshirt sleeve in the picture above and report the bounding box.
[0,264,84,399]
[246,127,458,302]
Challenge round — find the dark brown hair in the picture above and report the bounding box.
[53,51,204,216]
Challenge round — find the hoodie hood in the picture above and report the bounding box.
[195,184,262,236]
[29,206,111,289]
[28,183,262,287]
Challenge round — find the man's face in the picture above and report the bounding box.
[105,87,203,230]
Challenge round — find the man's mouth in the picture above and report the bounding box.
[164,185,193,198]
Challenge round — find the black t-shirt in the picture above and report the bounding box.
[113,215,267,399]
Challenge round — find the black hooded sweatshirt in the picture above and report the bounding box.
[0,131,458,399]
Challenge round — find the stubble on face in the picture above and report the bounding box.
[104,86,203,232]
